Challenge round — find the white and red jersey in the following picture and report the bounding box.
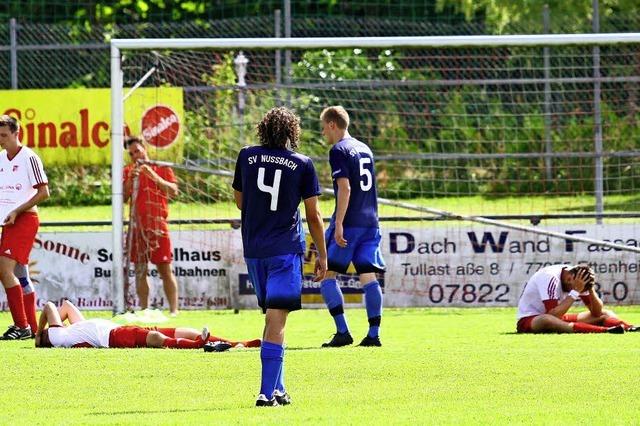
[47,319,119,348]
[517,264,570,319]
[0,145,48,224]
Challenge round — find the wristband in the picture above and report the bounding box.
[568,290,581,301]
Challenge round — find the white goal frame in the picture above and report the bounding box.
[110,33,640,314]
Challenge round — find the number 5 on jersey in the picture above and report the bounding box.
[258,167,282,211]
[359,157,372,191]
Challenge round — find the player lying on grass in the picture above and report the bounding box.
[35,299,261,350]
[517,264,638,334]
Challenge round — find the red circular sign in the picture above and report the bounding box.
[140,105,180,148]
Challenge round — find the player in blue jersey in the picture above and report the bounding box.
[233,107,327,407]
[319,106,386,348]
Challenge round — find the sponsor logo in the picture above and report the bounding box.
[12,165,18,172]
[141,105,180,149]
[15,183,22,191]
[4,108,114,149]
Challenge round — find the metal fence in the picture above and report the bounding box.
[1,1,639,90]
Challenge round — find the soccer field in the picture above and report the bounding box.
[2,307,640,425]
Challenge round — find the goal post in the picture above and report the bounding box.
[111,34,640,313]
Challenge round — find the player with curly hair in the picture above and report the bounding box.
[233,107,327,406]
[517,264,637,333]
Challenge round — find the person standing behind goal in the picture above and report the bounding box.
[0,115,49,340]
[319,106,386,348]
[123,136,179,316]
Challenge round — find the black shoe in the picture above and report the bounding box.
[203,341,232,352]
[607,324,625,334]
[255,394,279,407]
[627,326,639,332]
[321,331,353,348]
[273,390,291,406]
[0,325,32,340]
[358,335,382,347]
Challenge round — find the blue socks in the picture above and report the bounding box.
[321,279,349,334]
[363,281,383,338]
[260,341,284,398]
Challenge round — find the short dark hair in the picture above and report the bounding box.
[569,265,595,290]
[0,115,19,133]
[124,135,145,150]
[35,328,53,348]
[320,106,350,130]
[257,107,300,150]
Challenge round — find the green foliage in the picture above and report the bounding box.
[45,165,112,206]
[436,0,640,33]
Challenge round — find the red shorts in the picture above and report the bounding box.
[0,211,39,264]
[516,315,539,333]
[128,219,173,264]
[108,326,150,348]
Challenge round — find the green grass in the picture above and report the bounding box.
[3,307,640,424]
[39,193,640,230]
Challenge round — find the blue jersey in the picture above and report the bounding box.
[232,146,321,258]
[329,137,379,228]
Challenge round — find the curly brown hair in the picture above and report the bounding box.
[257,107,300,150]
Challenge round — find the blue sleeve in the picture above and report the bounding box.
[329,147,350,179]
[232,149,243,191]
[301,158,321,200]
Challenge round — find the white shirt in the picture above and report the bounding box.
[0,145,48,224]
[516,264,569,319]
[47,319,119,348]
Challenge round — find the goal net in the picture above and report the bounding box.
[111,35,640,313]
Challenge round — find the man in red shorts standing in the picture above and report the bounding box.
[124,136,179,315]
[0,115,49,340]
[516,264,637,334]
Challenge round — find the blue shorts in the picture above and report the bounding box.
[245,253,303,313]
[326,225,386,274]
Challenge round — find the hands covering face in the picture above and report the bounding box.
[572,267,595,293]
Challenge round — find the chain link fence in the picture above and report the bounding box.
[1,1,639,90]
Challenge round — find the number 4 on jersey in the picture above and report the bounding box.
[258,167,282,211]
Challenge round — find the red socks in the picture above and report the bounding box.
[162,337,204,349]
[156,328,176,338]
[205,336,261,348]
[6,286,28,329]
[603,317,632,329]
[562,314,578,322]
[23,292,37,333]
[572,322,608,333]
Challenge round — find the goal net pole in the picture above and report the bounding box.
[110,34,640,312]
[111,44,125,314]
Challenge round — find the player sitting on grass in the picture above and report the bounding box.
[35,299,261,350]
[516,264,638,334]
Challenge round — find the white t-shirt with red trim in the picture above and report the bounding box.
[516,264,569,319]
[47,319,119,348]
[0,145,48,224]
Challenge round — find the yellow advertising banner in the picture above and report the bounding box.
[1,88,184,165]
[302,234,362,304]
